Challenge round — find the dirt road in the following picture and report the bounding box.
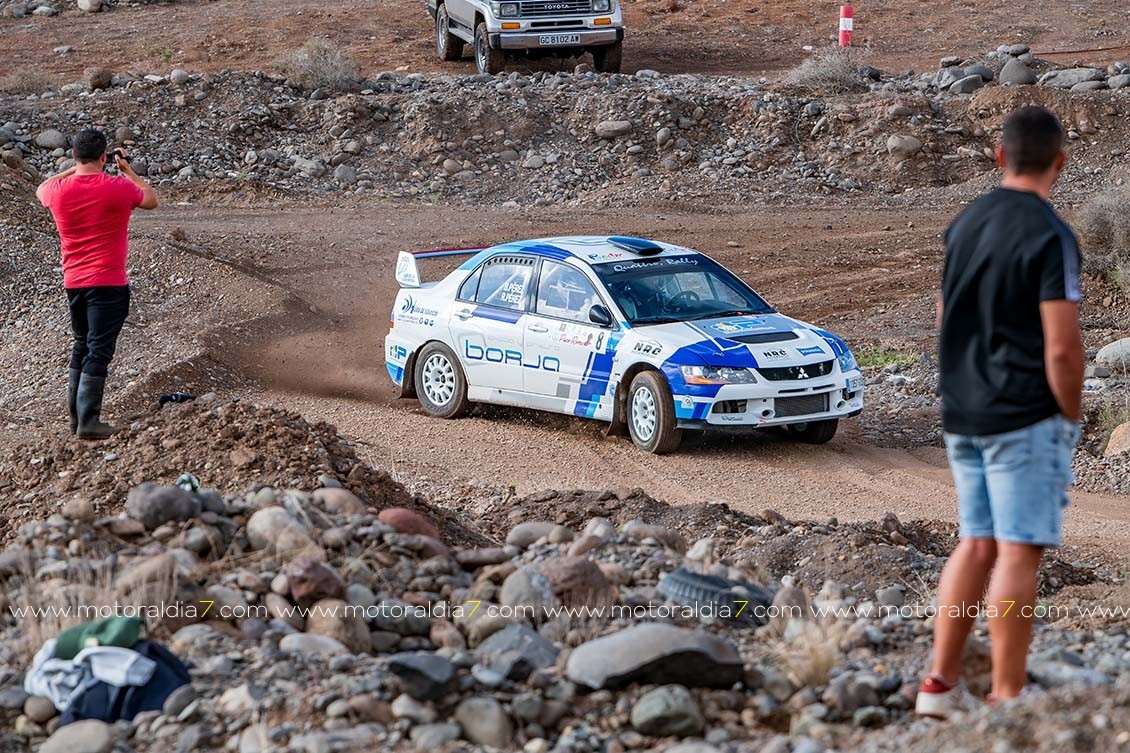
[130,202,1130,551]
[3,0,1127,82]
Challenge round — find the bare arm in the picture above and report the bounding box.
[35,164,78,203]
[1040,299,1085,421]
[935,290,943,330]
[114,152,159,210]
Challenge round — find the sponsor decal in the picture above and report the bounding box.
[588,251,625,260]
[761,348,788,360]
[633,340,663,356]
[712,318,768,336]
[397,295,439,326]
[464,342,561,372]
[595,332,606,351]
[388,344,408,362]
[681,396,694,409]
[797,345,825,357]
[610,257,699,273]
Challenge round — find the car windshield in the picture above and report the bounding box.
[593,255,775,325]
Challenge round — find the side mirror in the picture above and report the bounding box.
[588,304,614,328]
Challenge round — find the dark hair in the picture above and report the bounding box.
[72,128,108,163]
[1001,106,1064,175]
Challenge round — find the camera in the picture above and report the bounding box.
[107,149,130,165]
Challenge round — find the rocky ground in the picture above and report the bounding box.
[0,402,1127,753]
[2,5,1130,750]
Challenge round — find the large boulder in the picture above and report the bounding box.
[886,134,923,159]
[1105,422,1130,458]
[1037,68,1105,89]
[245,507,315,556]
[999,58,1037,86]
[566,623,744,690]
[505,521,556,548]
[1096,338,1130,370]
[1111,74,1130,89]
[126,483,199,530]
[949,75,985,94]
[34,129,67,150]
[500,566,557,620]
[536,555,614,607]
[595,120,633,140]
[378,507,440,539]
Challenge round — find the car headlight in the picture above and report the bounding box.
[496,1,519,17]
[838,349,858,373]
[681,365,758,385]
[592,0,612,11]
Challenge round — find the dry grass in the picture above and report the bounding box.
[783,47,870,95]
[1077,186,1130,286]
[8,552,180,663]
[274,37,361,91]
[771,616,848,687]
[0,68,57,96]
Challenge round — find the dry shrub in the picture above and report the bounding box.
[783,47,870,95]
[0,68,56,95]
[8,552,180,663]
[275,37,361,91]
[1076,185,1130,287]
[772,616,848,687]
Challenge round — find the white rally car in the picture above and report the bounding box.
[386,236,863,453]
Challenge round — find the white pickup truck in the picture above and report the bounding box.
[427,0,624,75]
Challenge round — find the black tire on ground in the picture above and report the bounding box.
[413,342,471,419]
[626,370,682,454]
[435,4,464,62]
[785,418,839,444]
[657,566,775,625]
[474,21,505,75]
[591,41,623,73]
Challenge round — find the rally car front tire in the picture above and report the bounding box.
[414,342,470,419]
[784,418,838,444]
[627,371,682,454]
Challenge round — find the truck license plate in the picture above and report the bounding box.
[539,34,581,46]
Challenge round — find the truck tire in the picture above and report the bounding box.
[435,4,464,62]
[474,22,505,75]
[785,418,839,444]
[592,41,623,74]
[658,566,775,625]
[414,342,471,419]
[627,371,682,454]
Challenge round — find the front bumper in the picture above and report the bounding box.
[490,27,623,49]
[672,373,864,430]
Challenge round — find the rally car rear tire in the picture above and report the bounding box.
[415,342,470,419]
[474,22,505,75]
[627,371,682,454]
[785,418,838,444]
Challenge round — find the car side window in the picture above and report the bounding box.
[458,267,482,302]
[535,260,600,324]
[474,256,535,311]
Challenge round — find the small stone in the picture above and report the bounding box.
[455,697,513,748]
[595,120,633,139]
[950,74,985,94]
[60,497,95,523]
[24,696,57,723]
[378,507,440,539]
[999,58,1037,86]
[285,557,345,607]
[83,66,113,90]
[126,483,199,530]
[40,719,113,753]
[34,129,67,150]
[169,68,190,86]
[566,623,742,689]
[630,685,705,737]
[388,653,458,700]
[392,693,437,723]
[305,598,370,654]
[278,632,348,657]
[886,134,923,159]
[1104,422,1130,458]
[410,723,462,749]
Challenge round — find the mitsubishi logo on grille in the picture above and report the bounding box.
[797,368,809,380]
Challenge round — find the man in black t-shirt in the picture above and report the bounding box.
[916,106,1085,719]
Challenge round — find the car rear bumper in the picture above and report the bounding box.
[490,28,623,49]
[672,374,864,430]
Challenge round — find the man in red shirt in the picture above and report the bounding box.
[37,128,159,439]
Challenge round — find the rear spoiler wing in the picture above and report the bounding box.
[395,247,484,288]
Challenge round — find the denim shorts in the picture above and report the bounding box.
[944,414,1080,547]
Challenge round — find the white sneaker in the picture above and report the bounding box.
[914,674,979,720]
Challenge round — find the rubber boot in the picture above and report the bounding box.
[75,373,119,440]
[68,368,81,434]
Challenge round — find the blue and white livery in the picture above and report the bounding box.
[386,236,863,453]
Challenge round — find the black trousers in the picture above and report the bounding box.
[66,286,131,377]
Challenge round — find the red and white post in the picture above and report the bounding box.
[838,5,854,47]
